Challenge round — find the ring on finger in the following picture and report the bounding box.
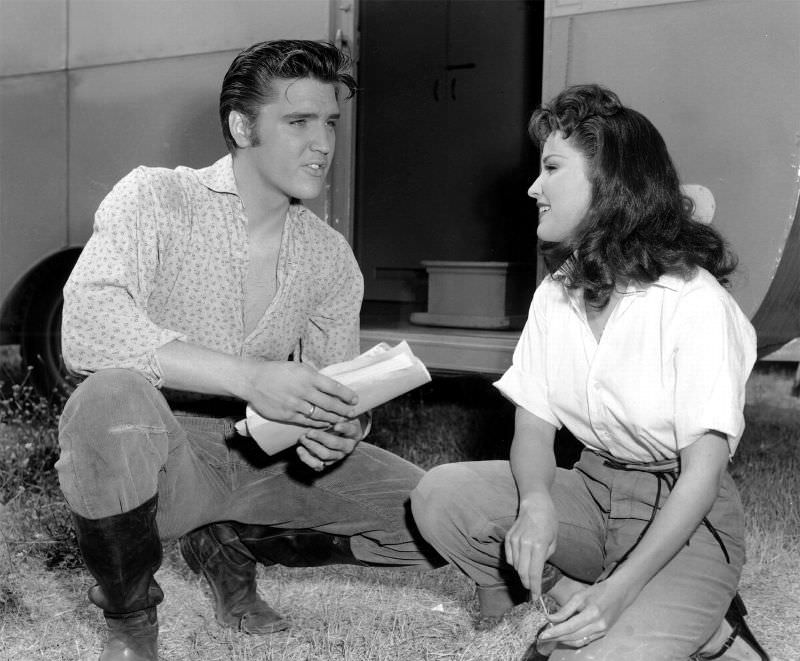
[307,403,316,418]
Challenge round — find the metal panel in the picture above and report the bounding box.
[751,196,800,355]
[548,0,695,17]
[67,52,231,244]
[0,0,67,76]
[69,0,330,68]
[0,72,68,300]
[360,327,518,375]
[328,0,358,238]
[543,0,800,322]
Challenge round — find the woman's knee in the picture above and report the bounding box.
[411,463,484,536]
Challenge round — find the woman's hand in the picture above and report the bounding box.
[537,574,637,648]
[537,431,731,648]
[504,492,559,599]
[296,415,366,471]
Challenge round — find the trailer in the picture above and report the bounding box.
[1,0,798,393]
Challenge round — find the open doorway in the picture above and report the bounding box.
[354,0,544,327]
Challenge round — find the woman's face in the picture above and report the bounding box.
[528,132,592,243]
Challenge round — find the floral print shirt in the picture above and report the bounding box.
[62,155,363,387]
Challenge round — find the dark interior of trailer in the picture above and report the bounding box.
[355,0,545,329]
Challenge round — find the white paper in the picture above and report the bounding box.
[236,342,431,455]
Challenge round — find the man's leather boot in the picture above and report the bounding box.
[180,522,288,634]
[235,524,366,568]
[72,494,164,661]
[180,523,365,634]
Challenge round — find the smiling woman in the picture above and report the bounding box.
[410,84,769,661]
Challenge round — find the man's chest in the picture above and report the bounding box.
[243,239,281,335]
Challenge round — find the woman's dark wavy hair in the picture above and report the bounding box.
[529,84,737,308]
[220,40,357,152]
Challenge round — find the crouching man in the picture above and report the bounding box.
[55,40,441,661]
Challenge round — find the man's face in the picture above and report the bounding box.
[237,77,340,205]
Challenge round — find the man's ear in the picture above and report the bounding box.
[229,111,252,148]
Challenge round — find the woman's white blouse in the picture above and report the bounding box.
[494,268,757,462]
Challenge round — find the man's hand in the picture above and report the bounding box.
[155,342,359,428]
[244,361,358,428]
[504,491,559,599]
[296,416,365,471]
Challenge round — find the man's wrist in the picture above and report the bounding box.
[225,355,260,402]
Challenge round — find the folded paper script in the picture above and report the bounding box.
[235,341,431,455]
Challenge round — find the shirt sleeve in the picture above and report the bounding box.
[493,280,561,427]
[672,283,757,456]
[61,168,186,386]
[301,232,363,369]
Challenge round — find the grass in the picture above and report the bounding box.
[1,353,799,660]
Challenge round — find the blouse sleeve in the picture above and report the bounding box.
[61,168,186,386]
[300,232,363,369]
[672,284,757,456]
[494,280,561,427]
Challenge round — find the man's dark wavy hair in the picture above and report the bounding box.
[220,40,357,152]
[528,84,737,308]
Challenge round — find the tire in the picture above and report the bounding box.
[19,271,79,398]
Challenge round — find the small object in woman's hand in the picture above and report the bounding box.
[538,595,550,617]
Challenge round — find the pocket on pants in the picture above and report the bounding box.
[609,471,668,522]
[174,414,233,469]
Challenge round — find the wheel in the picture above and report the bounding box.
[19,271,79,398]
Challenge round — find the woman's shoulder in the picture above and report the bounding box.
[526,274,575,323]
[531,273,569,305]
[671,267,734,302]
[536,273,568,296]
[663,267,754,333]
[646,267,727,299]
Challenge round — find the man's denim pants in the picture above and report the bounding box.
[56,368,438,568]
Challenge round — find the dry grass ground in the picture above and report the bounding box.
[1,352,799,660]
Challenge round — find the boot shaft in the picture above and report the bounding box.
[72,494,164,615]
[234,524,365,567]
